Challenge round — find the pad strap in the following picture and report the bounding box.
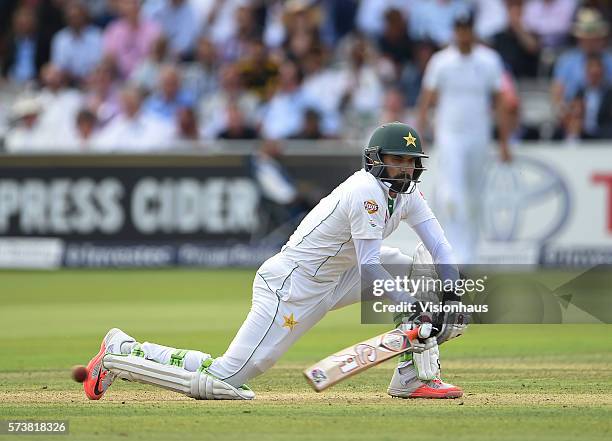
[169,349,188,368]
[131,344,145,358]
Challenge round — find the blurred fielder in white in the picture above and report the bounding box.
[418,11,512,264]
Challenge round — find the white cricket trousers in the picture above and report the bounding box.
[205,246,412,387]
[138,247,412,387]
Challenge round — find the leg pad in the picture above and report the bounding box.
[103,354,255,400]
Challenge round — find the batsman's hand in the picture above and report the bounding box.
[398,315,438,353]
[433,289,471,344]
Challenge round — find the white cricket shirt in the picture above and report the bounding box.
[258,170,435,299]
[423,44,504,144]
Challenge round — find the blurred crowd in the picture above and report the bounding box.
[0,0,611,152]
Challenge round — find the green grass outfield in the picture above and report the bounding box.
[0,269,610,441]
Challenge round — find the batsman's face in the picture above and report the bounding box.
[382,155,415,178]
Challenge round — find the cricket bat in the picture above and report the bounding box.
[303,325,430,392]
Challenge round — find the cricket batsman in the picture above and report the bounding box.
[84,122,467,401]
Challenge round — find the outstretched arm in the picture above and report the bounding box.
[354,238,415,306]
[412,218,460,284]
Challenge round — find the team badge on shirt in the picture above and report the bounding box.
[364,200,379,214]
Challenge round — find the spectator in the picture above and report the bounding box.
[339,35,385,119]
[0,0,19,38]
[262,0,288,48]
[36,0,67,48]
[580,0,612,23]
[283,1,324,39]
[130,36,173,93]
[284,27,321,68]
[472,0,508,41]
[249,139,302,236]
[492,0,540,78]
[4,96,43,152]
[182,37,220,100]
[206,0,250,47]
[236,39,280,99]
[554,94,588,143]
[379,88,412,125]
[199,64,259,139]
[522,0,577,48]
[83,59,121,126]
[595,92,612,138]
[35,63,83,147]
[259,61,307,139]
[355,0,408,37]
[263,1,322,54]
[81,0,115,28]
[103,0,161,78]
[408,0,471,46]
[146,0,199,59]
[400,40,438,107]
[292,108,326,139]
[1,7,49,84]
[320,0,358,45]
[218,103,259,139]
[174,107,200,143]
[51,1,103,84]
[65,108,98,150]
[282,3,325,64]
[575,54,612,138]
[551,8,612,109]
[94,86,173,151]
[377,8,413,68]
[143,64,194,121]
[217,4,261,63]
[300,47,344,136]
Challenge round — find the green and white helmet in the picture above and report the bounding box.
[363,122,428,194]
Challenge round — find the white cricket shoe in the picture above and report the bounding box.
[388,364,463,399]
[83,328,135,400]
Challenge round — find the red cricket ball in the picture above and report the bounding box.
[72,365,88,383]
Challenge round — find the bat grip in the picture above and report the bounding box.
[405,323,433,340]
[405,327,420,341]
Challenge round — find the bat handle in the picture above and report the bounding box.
[405,323,433,340]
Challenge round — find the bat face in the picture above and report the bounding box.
[304,328,416,392]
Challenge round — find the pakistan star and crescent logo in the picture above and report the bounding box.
[403,132,417,147]
[282,313,299,331]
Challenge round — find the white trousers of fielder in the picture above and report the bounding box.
[433,134,489,264]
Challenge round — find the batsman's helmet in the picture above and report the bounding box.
[363,122,428,194]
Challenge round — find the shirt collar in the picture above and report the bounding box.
[377,179,396,199]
